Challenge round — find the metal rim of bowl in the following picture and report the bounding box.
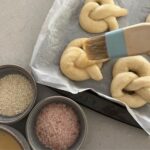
[0,124,31,150]
[26,96,88,150]
[0,65,37,124]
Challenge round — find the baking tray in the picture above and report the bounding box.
[12,84,140,138]
[30,0,150,134]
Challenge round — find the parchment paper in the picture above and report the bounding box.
[30,0,150,134]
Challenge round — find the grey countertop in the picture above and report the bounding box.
[0,0,150,150]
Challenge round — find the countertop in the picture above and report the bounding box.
[0,0,150,150]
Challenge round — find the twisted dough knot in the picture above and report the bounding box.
[79,0,128,33]
[111,56,150,108]
[60,38,105,81]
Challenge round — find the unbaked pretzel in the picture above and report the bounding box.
[111,56,150,108]
[79,0,128,33]
[60,38,104,81]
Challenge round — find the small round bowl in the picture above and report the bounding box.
[0,124,31,150]
[0,65,37,124]
[26,96,88,150]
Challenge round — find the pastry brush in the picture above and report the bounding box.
[84,23,150,60]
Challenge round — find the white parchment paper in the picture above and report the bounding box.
[30,0,150,134]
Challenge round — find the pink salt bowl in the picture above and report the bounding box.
[26,96,88,150]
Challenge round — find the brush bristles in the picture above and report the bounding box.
[84,35,108,60]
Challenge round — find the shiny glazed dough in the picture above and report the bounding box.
[60,38,104,81]
[79,0,128,33]
[111,56,150,108]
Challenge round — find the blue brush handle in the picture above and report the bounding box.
[105,28,127,58]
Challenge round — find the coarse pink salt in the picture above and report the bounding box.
[36,103,80,150]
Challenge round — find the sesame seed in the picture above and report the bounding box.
[0,74,34,116]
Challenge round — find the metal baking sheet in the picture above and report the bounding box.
[30,0,150,134]
[12,84,140,136]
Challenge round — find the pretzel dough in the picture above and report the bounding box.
[60,38,104,81]
[113,56,150,77]
[111,56,150,108]
[79,0,128,33]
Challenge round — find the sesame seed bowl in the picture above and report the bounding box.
[0,65,37,124]
[26,96,88,150]
[0,124,31,150]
